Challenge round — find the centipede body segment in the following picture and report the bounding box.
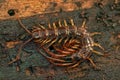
[8,11,107,71]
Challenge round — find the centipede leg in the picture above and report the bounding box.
[63,44,78,53]
[42,47,67,58]
[87,57,97,68]
[37,42,81,67]
[93,43,104,50]
[8,38,33,65]
[40,38,51,46]
[15,12,31,34]
[62,40,76,52]
[37,47,67,63]
[91,50,104,56]
[67,60,83,69]
[53,45,72,55]
[90,32,101,36]
[81,19,87,28]
[57,36,79,53]
[47,38,58,47]
[63,45,77,52]
[49,55,83,68]
[49,60,77,67]
[54,44,79,56]
[64,39,80,51]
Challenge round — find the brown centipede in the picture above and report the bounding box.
[8,9,107,71]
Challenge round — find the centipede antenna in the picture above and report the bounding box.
[15,12,31,34]
[70,19,75,26]
[38,24,45,29]
[58,20,62,27]
[64,20,68,26]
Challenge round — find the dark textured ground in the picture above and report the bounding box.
[0,0,120,80]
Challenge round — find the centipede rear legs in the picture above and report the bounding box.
[8,11,33,71]
[35,36,81,68]
[8,38,33,64]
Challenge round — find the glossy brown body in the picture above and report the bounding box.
[32,26,77,39]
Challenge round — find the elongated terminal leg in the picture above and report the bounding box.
[64,20,68,26]
[15,12,31,34]
[8,38,33,65]
[37,47,77,67]
[38,24,46,29]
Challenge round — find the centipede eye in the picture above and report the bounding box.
[8,9,15,16]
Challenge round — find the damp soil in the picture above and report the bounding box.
[0,0,120,80]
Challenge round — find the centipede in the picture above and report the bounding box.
[8,10,107,71]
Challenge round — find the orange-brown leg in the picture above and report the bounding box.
[90,32,101,36]
[67,60,83,69]
[49,60,77,67]
[8,11,32,71]
[8,38,33,65]
[53,37,75,54]
[86,57,97,68]
[15,11,31,34]
[53,45,72,55]
[93,43,104,50]
[42,47,67,58]
[37,47,68,63]
[63,39,80,52]
[37,46,79,67]
[91,50,105,56]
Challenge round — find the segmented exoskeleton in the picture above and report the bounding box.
[35,20,105,68]
[8,12,106,70]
